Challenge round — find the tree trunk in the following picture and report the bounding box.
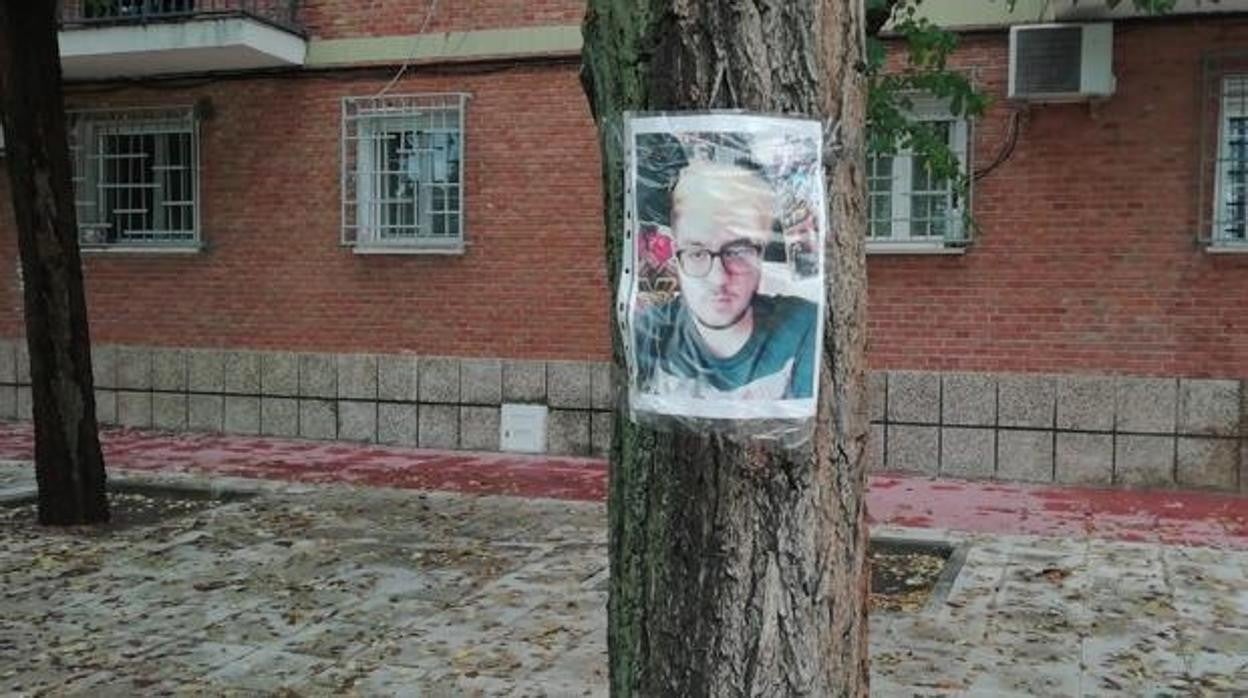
[582,1,870,696]
[0,1,109,525]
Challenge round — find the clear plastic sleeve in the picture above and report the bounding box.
[619,111,827,446]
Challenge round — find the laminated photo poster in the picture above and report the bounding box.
[621,112,827,427]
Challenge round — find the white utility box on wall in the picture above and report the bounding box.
[500,403,548,454]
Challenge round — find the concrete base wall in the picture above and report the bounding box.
[2,340,1245,492]
[0,341,612,458]
[869,371,1247,493]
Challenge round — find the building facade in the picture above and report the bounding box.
[0,1,1245,493]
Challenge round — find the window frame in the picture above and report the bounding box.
[867,96,971,255]
[68,105,201,252]
[341,93,468,255]
[1210,74,1248,251]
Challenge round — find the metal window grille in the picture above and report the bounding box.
[59,0,302,33]
[81,0,195,19]
[68,106,199,248]
[342,93,467,250]
[1212,75,1248,246]
[867,117,969,245]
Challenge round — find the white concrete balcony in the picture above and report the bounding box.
[57,0,306,81]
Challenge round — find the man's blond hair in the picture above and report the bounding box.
[671,160,776,243]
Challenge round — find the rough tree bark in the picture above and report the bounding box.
[582,1,870,696]
[0,1,109,525]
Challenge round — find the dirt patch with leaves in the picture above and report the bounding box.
[868,540,953,613]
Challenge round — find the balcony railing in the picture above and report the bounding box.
[58,0,301,34]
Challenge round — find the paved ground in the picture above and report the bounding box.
[1,422,1247,696]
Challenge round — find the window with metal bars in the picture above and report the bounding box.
[867,99,969,250]
[342,94,466,252]
[1212,75,1248,247]
[69,106,199,248]
[81,0,196,20]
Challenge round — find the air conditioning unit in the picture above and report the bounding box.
[1008,23,1115,102]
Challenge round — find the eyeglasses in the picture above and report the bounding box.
[675,241,763,278]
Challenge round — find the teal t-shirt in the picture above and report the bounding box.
[634,294,817,400]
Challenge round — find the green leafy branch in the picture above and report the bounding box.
[865,0,986,238]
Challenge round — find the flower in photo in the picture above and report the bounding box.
[642,225,674,271]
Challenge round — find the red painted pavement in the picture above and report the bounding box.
[1,421,1244,549]
[0,422,605,502]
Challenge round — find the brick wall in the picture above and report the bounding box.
[870,17,1248,379]
[3,18,1248,379]
[299,0,586,39]
[0,63,611,360]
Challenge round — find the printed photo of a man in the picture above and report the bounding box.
[625,114,826,420]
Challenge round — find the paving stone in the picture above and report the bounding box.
[351,666,433,695]
[377,355,419,403]
[590,411,612,458]
[338,355,378,400]
[418,404,459,449]
[0,339,15,384]
[1116,377,1177,434]
[868,423,884,471]
[503,360,546,403]
[1242,439,1248,496]
[1115,435,1175,487]
[16,387,31,420]
[188,395,224,432]
[299,400,337,440]
[299,355,337,399]
[1176,437,1239,491]
[0,386,14,420]
[204,648,336,692]
[589,363,614,411]
[1178,379,1241,437]
[998,374,1055,429]
[117,391,153,428]
[997,430,1053,483]
[151,349,188,392]
[90,345,117,389]
[15,342,29,384]
[117,347,152,390]
[460,406,500,451]
[548,362,591,409]
[1056,375,1115,432]
[868,371,886,423]
[885,425,938,474]
[548,409,591,456]
[224,396,261,435]
[941,373,995,427]
[95,389,118,426]
[941,427,994,479]
[887,371,940,424]
[339,401,377,443]
[188,349,225,394]
[261,353,299,397]
[419,358,460,403]
[460,359,502,405]
[1242,385,1248,443]
[261,398,299,438]
[378,403,418,446]
[224,351,261,395]
[1055,432,1113,485]
[152,393,188,431]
